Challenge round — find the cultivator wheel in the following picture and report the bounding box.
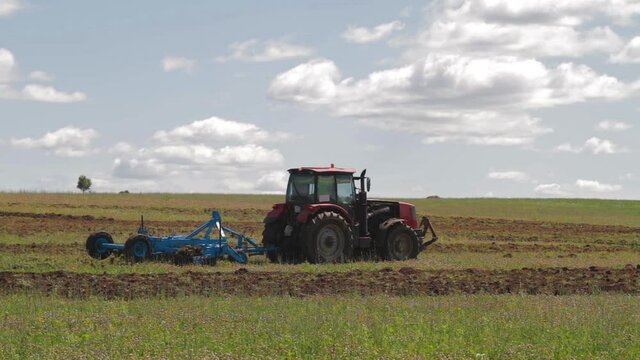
[383,223,419,261]
[124,235,152,262]
[303,211,353,264]
[86,232,114,260]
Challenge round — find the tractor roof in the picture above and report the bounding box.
[288,165,356,174]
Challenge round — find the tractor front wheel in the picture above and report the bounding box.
[124,235,152,262]
[384,224,419,261]
[303,211,353,263]
[86,232,114,260]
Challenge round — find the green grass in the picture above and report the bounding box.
[2,250,639,274]
[0,294,638,359]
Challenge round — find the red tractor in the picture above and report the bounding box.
[262,165,438,263]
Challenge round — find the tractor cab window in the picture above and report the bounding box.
[317,175,337,202]
[286,174,315,203]
[336,174,355,205]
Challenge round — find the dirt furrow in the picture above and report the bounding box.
[1,266,638,299]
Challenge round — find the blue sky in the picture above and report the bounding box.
[1,0,639,198]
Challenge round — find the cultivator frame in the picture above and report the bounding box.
[86,211,273,265]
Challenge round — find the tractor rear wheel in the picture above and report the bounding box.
[86,232,114,260]
[124,235,152,262]
[384,224,419,261]
[262,222,282,263]
[303,211,353,263]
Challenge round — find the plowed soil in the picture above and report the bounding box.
[2,211,640,245]
[1,266,637,299]
[0,241,636,256]
[0,211,259,236]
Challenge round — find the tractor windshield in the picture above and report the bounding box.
[286,173,315,203]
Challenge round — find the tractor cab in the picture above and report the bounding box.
[286,165,358,207]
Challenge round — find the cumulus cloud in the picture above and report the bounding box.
[0,48,16,83]
[534,183,568,196]
[111,116,288,193]
[575,179,621,192]
[10,126,99,157]
[0,48,87,103]
[487,171,529,182]
[596,120,631,131]
[28,71,54,82]
[21,84,87,103]
[0,0,22,17]
[269,55,632,145]
[162,56,195,73]
[108,142,135,154]
[255,171,288,192]
[610,36,640,63]
[113,158,165,179]
[404,0,637,60]
[342,21,405,43]
[555,137,627,154]
[216,39,313,62]
[153,116,290,144]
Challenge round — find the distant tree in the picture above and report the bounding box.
[77,175,92,193]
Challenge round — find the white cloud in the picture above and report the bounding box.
[255,171,288,192]
[110,116,288,193]
[28,71,54,82]
[150,144,283,167]
[596,120,631,131]
[487,171,529,182]
[412,21,622,59]
[269,55,631,145]
[108,142,135,154]
[610,36,640,63]
[216,39,313,62]
[0,48,16,83]
[113,158,165,179]
[11,126,99,157]
[534,183,568,196]
[0,0,22,17]
[342,21,405,43]
[575,179,621,192]
[152,116,290,144]
[162,56,195,73]
[555,137,627,154]
[21,84,87,103]
[404,0,638,60]
[438,0,640,25]
[0,49,87,103]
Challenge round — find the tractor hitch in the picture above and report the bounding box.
[419,216,438,250]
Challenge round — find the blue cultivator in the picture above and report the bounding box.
[86,211,273,265]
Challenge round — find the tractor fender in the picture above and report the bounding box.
[376,218,406,246]
[263,203,287,224]
[296,204,352,224]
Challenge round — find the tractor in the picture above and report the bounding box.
[262,165,437,263]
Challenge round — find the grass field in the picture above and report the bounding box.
[0,193,639,359]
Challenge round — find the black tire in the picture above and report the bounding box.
[384,223,419,261]
[303,211,353,263]
[86,232,114,260]
[262,222,282,263]
[124,235,152,262]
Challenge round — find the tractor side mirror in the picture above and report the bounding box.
[366,178,371,192]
